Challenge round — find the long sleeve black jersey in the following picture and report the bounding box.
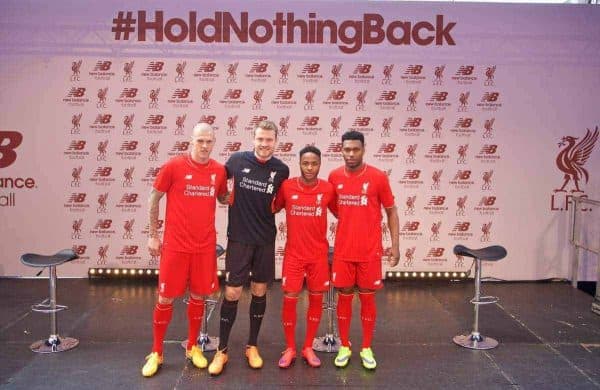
[225,151,289,245]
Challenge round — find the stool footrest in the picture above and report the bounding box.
[31,299,68,313]
[470,295,499,305]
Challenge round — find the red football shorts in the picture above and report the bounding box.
[332,259,383,290]
[158,249,219,297]
[281,257,330,293]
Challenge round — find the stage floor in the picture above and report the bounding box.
[1,279,599,389]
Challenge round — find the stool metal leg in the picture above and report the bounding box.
[197,299,219,352]
[181,297,219,351]
[453,258,498,350]
[30,266,79,353]
[312,284,341,353]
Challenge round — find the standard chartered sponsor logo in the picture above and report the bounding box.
[184,183,213,197]
[240,176,269,193]
[290,204,318,216]
[338,194,367,206]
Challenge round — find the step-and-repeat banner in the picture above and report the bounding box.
[1,1,599,279]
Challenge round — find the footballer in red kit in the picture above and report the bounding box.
[141,123,228,377]
[328,130,400,370]
[273,146,335,368]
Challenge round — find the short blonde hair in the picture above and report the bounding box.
[254,120,278,138]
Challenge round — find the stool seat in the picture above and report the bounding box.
[21,249,78,268]
[453,245,506,261]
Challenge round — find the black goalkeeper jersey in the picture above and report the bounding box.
[225,151,289,245]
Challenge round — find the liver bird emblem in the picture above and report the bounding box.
[554,127,598,193]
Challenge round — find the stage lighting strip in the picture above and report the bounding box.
[88,268,227,278]
[88,268,468,280]
[385,271,469,279]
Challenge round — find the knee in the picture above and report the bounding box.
[337,287,354,295]
[224,286,242,301]
[189,292,208,301]
[251,282,267,297]
[158,295,174,305]
[284,291,300,298]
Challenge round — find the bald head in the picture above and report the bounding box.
[190,122,216,163]
[192,122,214,138]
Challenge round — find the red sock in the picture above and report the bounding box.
[152,303,173,355]
[186,297,204,350]
[359,292,376,349]
[282,295,298,350]
[303,293,323,349]
[337,293,354,347]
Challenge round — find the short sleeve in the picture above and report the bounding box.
[153,160,172,193]
[379,172,395,208]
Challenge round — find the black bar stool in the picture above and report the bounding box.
[452,244,507,350]
[181,244,225,352]
[21,249,79,353]
[312,247,341,353]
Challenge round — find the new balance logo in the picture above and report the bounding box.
[224,142,242,152]
[68,140,86,151]
[145,62,164,72]
[94,61,112,71]
[327,143,342,153]
[197,62,216,72]
[403,170,421,180]
[302,116,319,126]
[146,115,164,125]
[171,142,190,152]
[94,219,113,229]
[120,88,138,98]
[68,193,87,203]
[404,65,423,75]
[453,222,470,232]
[276,90,294,100]
[120,141,138,151]
[302,64,320,74]
[428,196,446,206]
[353,117,371,127]
[455,66,474,76]
[353,64,372,74]
[427,248,445,257]
[120,246,138,255]
[404,118,422,127]
[93,167,112,177]
[67,88,86,98]
[120,193,138,203]
[402,221,420,231]
[250,63,268,73]
[171,89,190,99]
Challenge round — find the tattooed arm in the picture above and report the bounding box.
[147,189,165,257]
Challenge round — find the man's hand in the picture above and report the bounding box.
[387,246,400,267]
[148,236,162,257]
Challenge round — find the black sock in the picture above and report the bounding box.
[247,294,267,346]
[218,299,238,351]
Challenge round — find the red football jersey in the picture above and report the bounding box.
[328,164,395,262]
[154,155,227,253]
[274,178,334,262]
